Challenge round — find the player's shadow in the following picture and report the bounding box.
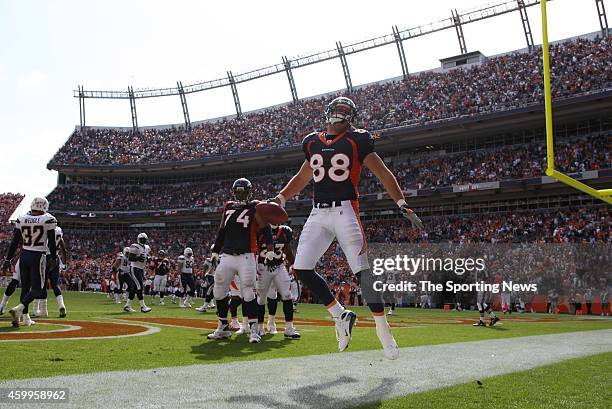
[190,334,292,360]
[223,375,401,409]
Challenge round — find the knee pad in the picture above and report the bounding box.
[213,284,228,300]
[242,287,256,303]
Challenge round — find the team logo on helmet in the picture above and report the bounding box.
[30,197,49,213]
[232,178,252,203]
[325,97,357,125]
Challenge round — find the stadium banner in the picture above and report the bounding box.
[357,243,610,314]
[452,181,499,193]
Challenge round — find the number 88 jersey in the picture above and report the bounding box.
[302,129,375,203]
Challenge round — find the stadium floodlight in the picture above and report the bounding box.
[540,0,612,205]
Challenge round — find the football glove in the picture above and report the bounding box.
[210,252,219,265]
[398,200,424,230]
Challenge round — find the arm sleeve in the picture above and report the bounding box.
[5,228,22,260]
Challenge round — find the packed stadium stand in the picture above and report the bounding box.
[29,33,612,307]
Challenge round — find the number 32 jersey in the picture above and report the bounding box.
[14,212,58,252]
[302,129,375,203]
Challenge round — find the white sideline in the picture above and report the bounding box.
[1,329,611,409]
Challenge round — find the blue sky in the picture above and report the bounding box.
[0,0,604,201]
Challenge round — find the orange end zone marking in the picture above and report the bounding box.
[0,319,150,341]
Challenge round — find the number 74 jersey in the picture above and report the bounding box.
[14,212,58,252]
[302,129,375,203]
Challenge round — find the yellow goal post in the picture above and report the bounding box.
[540,0,612,205]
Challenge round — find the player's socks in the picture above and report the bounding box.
[40,299,48,316]
[257,303,265,324]
[267,297,278,316]
[326,299,345,319]
[32,299,40,315]
[0,294,9,308]
[282,299,294,322]
[267,315,275,327]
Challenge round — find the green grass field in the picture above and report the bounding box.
[0,290,610,408]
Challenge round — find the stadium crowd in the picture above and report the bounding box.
[47,133,611,211]
[38,206,610,297]
[48,36,612,166]
[0,193,24,259]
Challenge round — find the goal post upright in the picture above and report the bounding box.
[540,0,612,204]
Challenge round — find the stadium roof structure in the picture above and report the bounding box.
[72,0,603,133]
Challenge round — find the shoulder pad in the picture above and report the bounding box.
[301,131,318,145]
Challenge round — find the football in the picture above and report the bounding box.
[256,201,288,224]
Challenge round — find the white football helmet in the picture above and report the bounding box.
[31,197,49,213]
[137,233,148,244]
[123,247,130,256]
[184,247,193,257]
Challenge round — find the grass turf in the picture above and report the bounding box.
[355,352,612,409]
[0,291,610,381]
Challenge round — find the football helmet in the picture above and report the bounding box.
[30,197,49,213]
[184,247,193,257]
[123,247,130,256]
[137,233,148,244]
[325,97,357,125]
[158,250,166,257]
[232,178,252,203]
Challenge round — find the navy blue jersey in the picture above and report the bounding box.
[302,129,375,203]
[258,225,292,267]
[219,200,259,254]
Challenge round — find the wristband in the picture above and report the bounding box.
[396,199,407,208]
[276,194,287,207]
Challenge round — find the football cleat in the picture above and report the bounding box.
[235,325,250,336]
[195,305,207,312]
[249,331,262,344]
[335,310,357,352]
[229,320,241,331]
[59,307,67,318]
[207,324,232,340]
[489,316,500,327]
[267,322,278,335]
[141,306,152,313]
[0,305,5,315]
[387,309,394,315]
[159,300,165,306]
[9,307,22,327]
[284,327,301,339]
[473,320,486,327]
[123,306,135,313]
[22,314,36,326]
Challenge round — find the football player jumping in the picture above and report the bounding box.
[207,178,274,344]
[272,97,423,359]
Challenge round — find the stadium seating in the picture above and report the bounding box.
[48,36,612,167]
[46,133,611,211]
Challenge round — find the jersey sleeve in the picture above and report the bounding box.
[355,130,375,162]
[283,226,293,242]
[44,215,58,232]
[301,133,316,160]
